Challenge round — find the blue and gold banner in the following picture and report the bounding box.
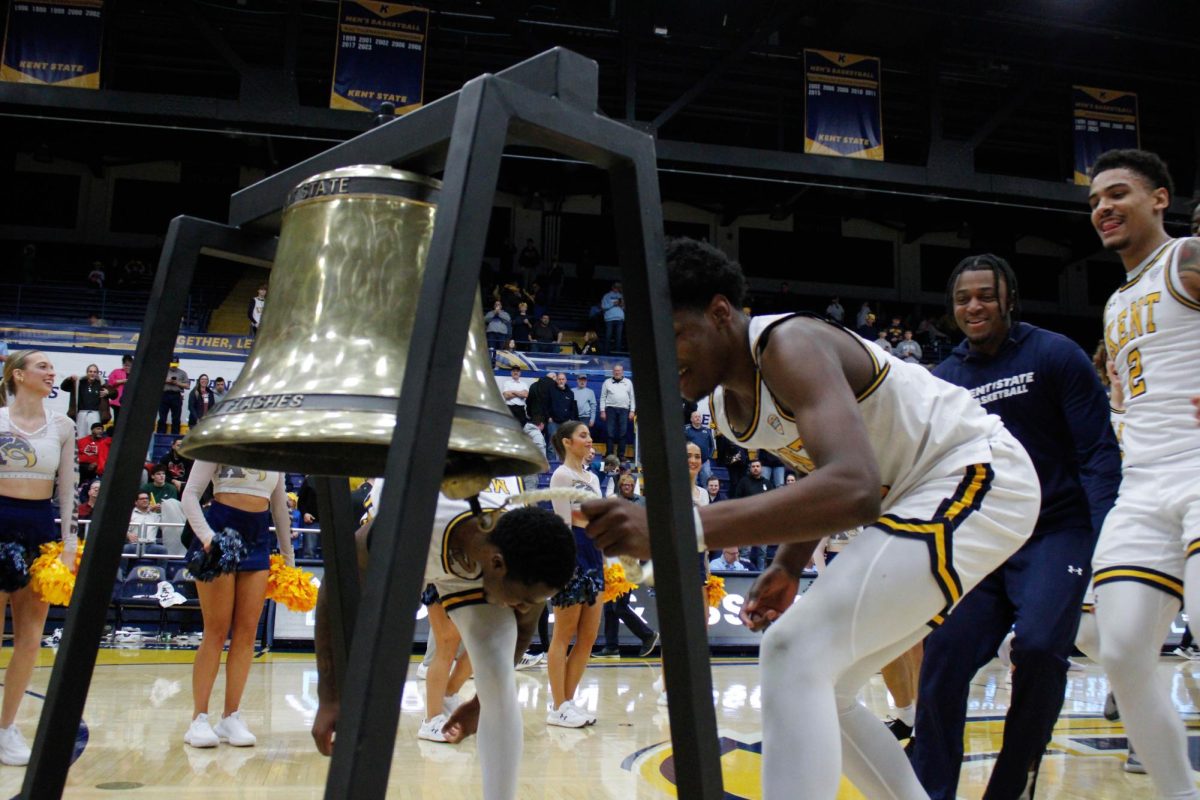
[1,0,103,88]
[330,1,428,114]
[1073,86,1139,185]
[803,49,883,161]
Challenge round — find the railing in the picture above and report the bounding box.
[0,283,207,331]
[73,518,322,561]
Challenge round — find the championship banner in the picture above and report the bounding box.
[0,0,103,88]
[330,1,428,114]
[1073,86,1139,185]
[804,49,883,161]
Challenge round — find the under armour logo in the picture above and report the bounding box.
[1067,566,1083,575]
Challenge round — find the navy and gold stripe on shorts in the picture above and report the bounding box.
[1094,565,1183,601]
[1080,602,1095,614]
[875,462,994,616]
[440,587,488,612]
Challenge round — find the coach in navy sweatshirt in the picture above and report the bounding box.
[910,254,1121,800]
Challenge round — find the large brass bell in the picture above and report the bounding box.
[181,165,548,497]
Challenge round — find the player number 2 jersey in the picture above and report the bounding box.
[1103,237,1200,467]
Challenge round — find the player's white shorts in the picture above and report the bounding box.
[873,429,1040,625]
[1092,449,1200,603]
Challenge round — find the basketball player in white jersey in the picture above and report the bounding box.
[583,237,1040,800]
[1086,148,1200,800]
[311,477,575,800]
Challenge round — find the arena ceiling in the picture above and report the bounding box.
[1,0,1197,249]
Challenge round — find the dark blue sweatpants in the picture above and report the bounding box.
[911,526,1094,800]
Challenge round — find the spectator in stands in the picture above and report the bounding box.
[158,355,190,435]
[107,354,132,424]
[545,374,579,462]
[710,547,752,572]
[597,454,622,497]
[188,374,216,428]
[601,282,625,353]
[573,330,600,356]
[572,374,597,429]
[79,479,101,523]
[886,315,905,348]
[495,279,524,317]
[857,312,879,340]
[297,477,320,559]
[874,329,894,355]
[525,371,556,436]
[856,301,873,329]
[717,434,747,489]
[512,302,535,348]
[126,491,162,551]
[733,459,772,500]
[87,313,108,328]
[484,301,512,350]
[706,476,727,504]
[517,238,541,288]
[211,376,228,405]
[141,464,180,507]
[894,330,923,364]
[61,364,109,438]
[532,314,562,353]
[598,472,659,658]
[757,449,788,488]
[825,296,845,324]
[77,422,111,484]
[683,411,716,487]
[600,364,635,461]
[248,284,267,336]
[160,437,193,492]
[501,366,528,425]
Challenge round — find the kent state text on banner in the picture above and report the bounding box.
[329,1,428,115]
[803,49,883,161]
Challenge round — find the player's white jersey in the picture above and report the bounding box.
[709,314,1004,505]
[1103,237,1200,468]
[367,475,527,608]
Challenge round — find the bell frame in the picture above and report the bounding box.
[23,48,725,800]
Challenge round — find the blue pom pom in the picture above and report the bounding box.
[187,528,247,582]
[0,542,30,593]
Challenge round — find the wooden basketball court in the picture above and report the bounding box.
[0,646,1192,798]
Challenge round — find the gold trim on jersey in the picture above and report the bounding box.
[856,361,891,402]
[876,463,993,615]
[1080,602,1095,614]
[1093,565,1183,601]
[1118,239,1175,292]
[729,373,763,443]
[439,587,488,611]
[1187,539,1200,560]
[1165,266,1200,311]
[440,510,483,579]
[927,613,945,630]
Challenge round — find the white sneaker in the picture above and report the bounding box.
[183,714,219,748]
[418,714,449,742]
[546,702,589,728]
[517,651,545,671]
[213,711,257,747]
[574,703,597,725]
[416,662,429,680]
[442,694,463,715]
[0,725,30,766]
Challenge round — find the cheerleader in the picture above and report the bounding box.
[546,421,603,728]
[0,351,78,765]
[180,460,293,748]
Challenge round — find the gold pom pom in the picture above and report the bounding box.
[30,541,82,606]
[600,561,638,604]
[704,574,726,609]
[266,554,319,613]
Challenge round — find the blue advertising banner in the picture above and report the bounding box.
[0,0,103,88]
[804,49,883,161]
[1073,86,1139,186]
[330,1,428,114]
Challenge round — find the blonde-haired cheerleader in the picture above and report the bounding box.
[0,351,78,765]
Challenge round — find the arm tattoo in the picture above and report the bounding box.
[1178,238,1200,302]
